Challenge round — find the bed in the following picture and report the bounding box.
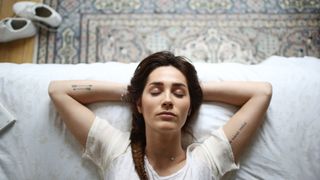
[0,56,319,180]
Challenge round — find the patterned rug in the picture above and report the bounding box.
[36,0,320,64]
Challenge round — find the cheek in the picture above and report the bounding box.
[139,94,158,114]
[179,100,191,127]
[179,99,191,116]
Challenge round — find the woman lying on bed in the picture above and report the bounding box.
[48,51,272,180]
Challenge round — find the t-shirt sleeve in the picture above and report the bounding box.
[195,127,239,177]
[82,116,130,171]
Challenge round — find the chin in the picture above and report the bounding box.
[155,122,181,132]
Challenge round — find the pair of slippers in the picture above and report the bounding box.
[0,1,62,43]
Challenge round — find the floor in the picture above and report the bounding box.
[0,0,40,63]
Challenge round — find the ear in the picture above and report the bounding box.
[136,99,142,113]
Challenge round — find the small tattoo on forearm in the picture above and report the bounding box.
[72,84,92,91]
[229,122,248,144]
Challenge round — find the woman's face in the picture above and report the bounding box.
[137,66,191,133]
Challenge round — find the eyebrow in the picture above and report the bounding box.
[148,82,187,88]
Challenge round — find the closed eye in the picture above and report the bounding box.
[150,92,161,96]
[174,93,184,98]
[150,88,161,96]
[174,89,186,98]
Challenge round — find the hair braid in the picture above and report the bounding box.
[130,116,148,180]
[131,141,148,180]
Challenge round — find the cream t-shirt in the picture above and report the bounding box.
[82,117,239,180]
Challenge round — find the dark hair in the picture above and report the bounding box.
[126,51,203,179]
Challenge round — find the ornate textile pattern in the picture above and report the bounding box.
[36,0,320,64]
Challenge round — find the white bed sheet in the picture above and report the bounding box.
[0,56,319,180]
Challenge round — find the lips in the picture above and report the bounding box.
[157,111,176,116]
[157,111,177,120]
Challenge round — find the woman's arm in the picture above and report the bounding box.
[48,80,127,147]
[201,81,272,163]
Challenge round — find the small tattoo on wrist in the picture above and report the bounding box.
[72,84,92,91]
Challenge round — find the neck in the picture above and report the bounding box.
[145,128,186,168]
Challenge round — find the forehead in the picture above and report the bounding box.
[146,66,187,85]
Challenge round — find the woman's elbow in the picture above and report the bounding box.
[48,81,61,98]
[264,82,272,95]
[261,82,273,100]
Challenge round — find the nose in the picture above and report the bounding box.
[162,100,173,109]
[161,92,173,110]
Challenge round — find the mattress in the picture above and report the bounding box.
[0,56,319,180]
